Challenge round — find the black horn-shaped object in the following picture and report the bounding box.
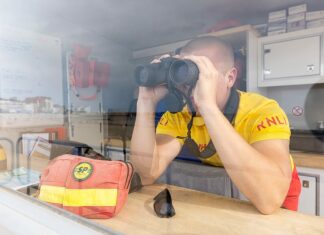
[153,188,176,218]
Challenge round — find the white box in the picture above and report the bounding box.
[268,15,287,23]
[268,20,287,32]
[268,19,286,27]
[269,9,286,20]
[287,12,305,23]
[267,28,286,36]
[288,4,307,15]
[307,19,324,29]
[268,25,286,32]
[287,20,306,32]
[22,133,50,157]
[306,11,324,21]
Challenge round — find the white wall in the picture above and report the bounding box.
[266,84,324,130]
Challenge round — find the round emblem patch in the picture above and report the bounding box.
[73,162,93,181]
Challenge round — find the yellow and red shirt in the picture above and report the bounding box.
[156,90,301,211]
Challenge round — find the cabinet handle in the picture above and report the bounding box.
[302,180,309,188]
[264,49,271,54]
[307,64,315,71]
[264,69,271,75]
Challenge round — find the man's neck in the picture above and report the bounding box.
[220,89,233,112]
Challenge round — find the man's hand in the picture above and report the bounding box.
[138,86,168,107]
[182,55,221,111]
[137,54,171,107]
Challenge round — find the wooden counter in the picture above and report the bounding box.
[19,149,324,171]
[105,137,324,170]
[9,153,324,234]
[292,151,324,170]
[94,184,324,235]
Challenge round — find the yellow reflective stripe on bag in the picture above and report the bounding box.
[39,185,65,204]
[63,188,118,207]
[39,185,118,207]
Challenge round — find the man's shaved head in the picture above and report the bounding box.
[180,36,234,73]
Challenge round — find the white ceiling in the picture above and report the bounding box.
[1,0,324,50]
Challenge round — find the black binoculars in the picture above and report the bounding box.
[134,57,199,113]
[135,57,199,87]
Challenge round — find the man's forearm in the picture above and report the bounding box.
[130,100,159,184]
[200,105,291,214]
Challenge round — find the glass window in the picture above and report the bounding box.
[1,1,324,234]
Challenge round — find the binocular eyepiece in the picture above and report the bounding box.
[135,57,199,87]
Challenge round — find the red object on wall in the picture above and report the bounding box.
[94,61,110,87]
[88,60,110,88]
[44,127,67,140]
[69,44,110,100]
[72,58,91,88]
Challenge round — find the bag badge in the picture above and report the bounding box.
[73,162,93,181]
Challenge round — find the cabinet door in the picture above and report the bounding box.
[298,173,319,216]
[263,36,321,80]
[69,116,104,154]
[258,28,324,87]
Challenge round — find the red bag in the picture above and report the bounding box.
[38,155,133,219]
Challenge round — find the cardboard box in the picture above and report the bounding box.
[268,15,287,23]
[288,4,307,15]
[268,9,286,21]
[287,12,305,23]
[267,28,286,36]
[306,11,324,21]
[268,25,287,32]
[307,19,324,29]
[287,20,306,32]
[267,20,287,32]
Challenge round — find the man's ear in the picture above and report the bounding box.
[226,67,237,88]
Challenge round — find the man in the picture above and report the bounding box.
[130,36,301,214]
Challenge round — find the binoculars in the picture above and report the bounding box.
[134,57,199,113]
[135,57,199,87]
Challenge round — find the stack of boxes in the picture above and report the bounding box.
[306,10,324,29]
[267,9,287,36]
[287,4,306,32]
[266,3,324,36]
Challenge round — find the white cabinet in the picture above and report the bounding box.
[263,36,321,79]
[69,114,104,154]
[298,173,319,216]
[258,27,324,87]
[297,167,324,217]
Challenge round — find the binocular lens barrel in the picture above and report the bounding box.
[169,60,199,86]
[134,58,199,87]
[135,66,153,86]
